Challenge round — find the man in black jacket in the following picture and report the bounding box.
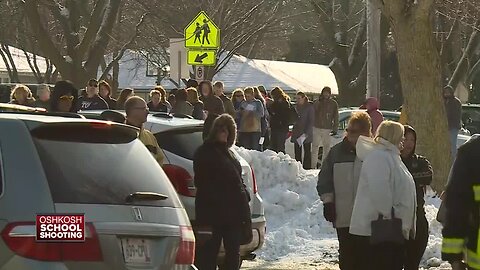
[76,79,109,111]
[317,112,371,270]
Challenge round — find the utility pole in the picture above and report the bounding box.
[366,0,381,100]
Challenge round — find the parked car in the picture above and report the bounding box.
[79,110,266,266]
[0,102,47,112]
[0,111,196,269]
[462,103,480,135]
[286,109,471,168]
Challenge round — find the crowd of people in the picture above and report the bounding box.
[317,112,432,270]
[5,78,474,270]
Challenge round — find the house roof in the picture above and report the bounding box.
[213,54,339,94]
[0,46,49,74]
[100,50,339,94]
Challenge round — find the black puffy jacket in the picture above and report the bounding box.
[269,99,291,132]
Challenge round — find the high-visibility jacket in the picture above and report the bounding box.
[399,109,408,125]
[442,137,480,269]
[138,128,165,166]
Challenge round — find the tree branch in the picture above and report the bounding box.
[348,9,367,67]
[0,45,18,82]
[45,0,79,59]
[76,0,107,56]
[23,49,42,82]
[448,25,480,88]
[84,0,122,78]
[24,0,69,74]
[100,13,149,79]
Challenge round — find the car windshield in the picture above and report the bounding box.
[31,124,180,207]
[154,127,204,160]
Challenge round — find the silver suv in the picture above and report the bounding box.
[0,112,196,270]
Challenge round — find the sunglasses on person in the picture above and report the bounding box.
[59,95,74,101]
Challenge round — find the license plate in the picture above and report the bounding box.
[121,238,152,264]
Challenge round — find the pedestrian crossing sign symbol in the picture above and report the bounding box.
[184,11,220,49]
[187,50,216,66]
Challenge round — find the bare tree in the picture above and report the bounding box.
[435,0,480,92]
[308,0,372,105]
[22,0,122,87]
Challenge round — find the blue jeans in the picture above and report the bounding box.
[449,129,459,161]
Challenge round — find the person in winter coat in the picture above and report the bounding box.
[193,114,251,270]
[350,121,417,270]
[232,88,245,132]
[50,80,78,113]
[232,88,245,110]
[269,87,291,153]
[200,80,225,139]
[291,92,315,169]
[364,97,384,135]
[125,96,164,166]
[238,87,265,150]
[187,87,204,120]
[99,80,117,109]
[254,87,270,151]
[441,136,480,270]
[172,88,193,116]
[116,88,134,110]
[147,87,171,113]
[214,81,236,117]
[10,84,36,107]
[258,85,273,109]
[76,79,109,111]
[401,125,433,270]
[443,85,462,160]
[312,87,339,168]
[317,111,372,270]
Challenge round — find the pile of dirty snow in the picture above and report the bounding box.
[235,147,451,269]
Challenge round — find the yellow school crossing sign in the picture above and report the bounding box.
[187,50,216,66]
[184,11,220,49]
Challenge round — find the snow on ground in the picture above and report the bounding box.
[235,148,451,269]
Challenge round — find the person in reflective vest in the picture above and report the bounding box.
[442,136,480,270]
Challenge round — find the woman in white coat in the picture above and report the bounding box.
[349,121,417,270]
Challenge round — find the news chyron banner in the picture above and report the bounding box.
[36,214,85,242]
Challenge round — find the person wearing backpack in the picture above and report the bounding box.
[312,87,339,168]
[269,87,292,153]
